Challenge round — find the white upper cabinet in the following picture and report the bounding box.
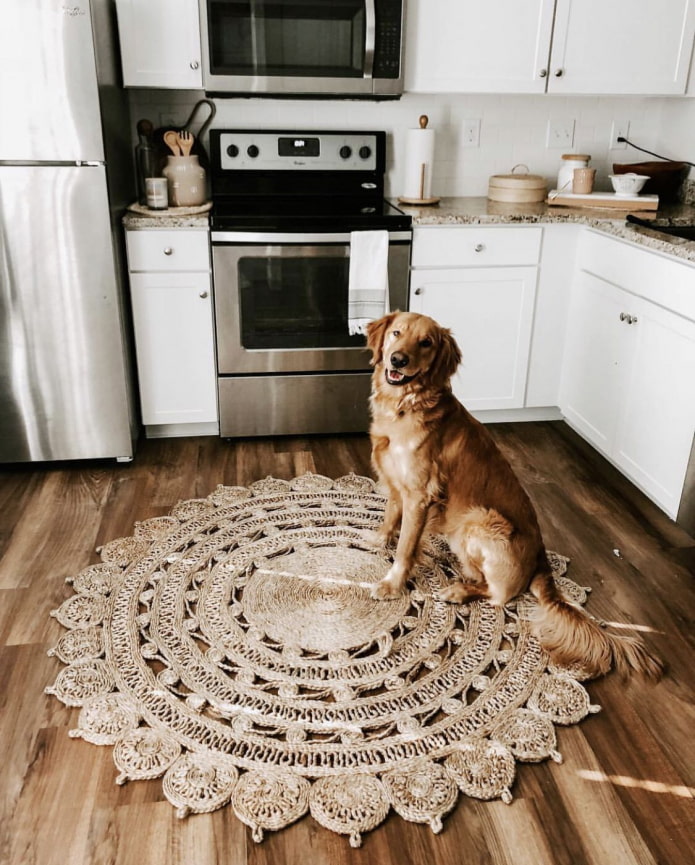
[549,0,695,95]
[115,0,203,89]
[405,0,555,94]
[405,0,695,95]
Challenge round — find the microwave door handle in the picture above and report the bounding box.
[364,0,376,78]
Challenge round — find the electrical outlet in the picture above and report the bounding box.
[462,118,481,148]
[546,118,575,149]
[610,120,630,149]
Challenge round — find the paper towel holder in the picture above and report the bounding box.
[398,115,441,206]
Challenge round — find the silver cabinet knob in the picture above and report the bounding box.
[199,290,209,299]
[414,287,423,295]
[474,243,485,252]
[190,60,200,70]
[554,68,564,77]
[163,247,173,256]
[539,68,548,78]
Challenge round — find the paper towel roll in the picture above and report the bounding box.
[402,123,435,201]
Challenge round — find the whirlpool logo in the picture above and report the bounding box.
[62,5,86,16]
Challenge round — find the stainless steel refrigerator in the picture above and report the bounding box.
[0,0,137,462]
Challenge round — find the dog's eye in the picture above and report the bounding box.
[419,338,433,348]
[392,330,400,337]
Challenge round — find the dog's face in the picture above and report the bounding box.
[366,312,462,389]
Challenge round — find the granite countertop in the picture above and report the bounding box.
[122,204,211,230]
[395,196,695,264]
[122,196,695,264]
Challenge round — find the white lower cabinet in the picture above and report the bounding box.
[561,243,695,519]
[410,267,537,410]
[410,226,541,411]
[125,229,217,431]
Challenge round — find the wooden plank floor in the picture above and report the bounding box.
[1,422,693,865]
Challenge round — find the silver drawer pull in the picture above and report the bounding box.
[199,290,209,299]
[163,247,173,256]
[474,243,485,252]
[190,60,200,70]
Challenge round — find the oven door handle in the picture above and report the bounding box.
[211,230,412,244]
[364,0,376,79]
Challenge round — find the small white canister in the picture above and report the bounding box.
[557,154,590,193]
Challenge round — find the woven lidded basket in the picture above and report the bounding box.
[488,164,547,203]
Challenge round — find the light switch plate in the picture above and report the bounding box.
[546,118,575,149]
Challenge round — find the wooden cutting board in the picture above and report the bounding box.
[547,191,659,210]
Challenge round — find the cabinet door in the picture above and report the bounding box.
[560,272,629,453]
[410,267,537,410]
[116,0,203,89]
[129,272,217,425]
[549,0,695,94]
[615,298,695,517]
[404,0,554,93]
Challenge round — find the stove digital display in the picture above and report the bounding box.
[278,137,320,158]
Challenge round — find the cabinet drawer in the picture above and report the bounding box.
[126,229,210,272]
[412,226,542,268]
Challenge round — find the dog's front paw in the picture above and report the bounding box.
[371,572,407,600]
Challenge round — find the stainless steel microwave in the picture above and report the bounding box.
[199,0,405,98]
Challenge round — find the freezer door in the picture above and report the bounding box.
[0,0,104,162]
[0,165,134,461]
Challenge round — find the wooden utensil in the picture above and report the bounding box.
[177,130,194,156]
[163,130,181,156]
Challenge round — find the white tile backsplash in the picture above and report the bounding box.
[129,90,695,198]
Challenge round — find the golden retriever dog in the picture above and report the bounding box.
[366,311,662,680]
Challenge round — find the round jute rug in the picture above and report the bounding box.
[46,472,601,846]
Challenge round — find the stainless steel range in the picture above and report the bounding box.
[209,129,412,437]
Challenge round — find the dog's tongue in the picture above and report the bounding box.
[387,369,405,383]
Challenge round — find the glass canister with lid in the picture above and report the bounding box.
[557,154,591,193]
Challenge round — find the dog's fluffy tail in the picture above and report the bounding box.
[529,570,663,680]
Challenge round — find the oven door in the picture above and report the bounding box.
[200,0,402,96]
[211,231,411,375]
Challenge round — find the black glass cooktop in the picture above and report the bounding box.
[210,196,412,233]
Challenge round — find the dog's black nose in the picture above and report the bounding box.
[390,351,409,369]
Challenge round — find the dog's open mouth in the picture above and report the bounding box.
[385,368,418,386]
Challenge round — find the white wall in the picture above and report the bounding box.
[129,90,695,198]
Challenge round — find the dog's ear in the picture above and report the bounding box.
[365,313,397,366]
[429,327,462,386]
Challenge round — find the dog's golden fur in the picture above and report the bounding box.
[366,311,662,680]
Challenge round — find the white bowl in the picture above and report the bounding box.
[609,173,650,197]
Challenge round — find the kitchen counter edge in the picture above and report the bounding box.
[122,198,695,265]
[123,213,210,230]
[395,197,695,265]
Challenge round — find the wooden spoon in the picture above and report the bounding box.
[177,130,194,156]
[163,130,181,156]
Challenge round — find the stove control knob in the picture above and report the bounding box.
[226,144,239,158]
[247,144,260,158]
[359,146,372,160]
[339,145,352,159]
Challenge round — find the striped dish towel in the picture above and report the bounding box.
[347,230,390,335]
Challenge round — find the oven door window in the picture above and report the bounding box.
[207,0,366,78]
[238,252,366,350]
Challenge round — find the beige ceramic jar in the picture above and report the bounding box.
[163,155,207,207]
